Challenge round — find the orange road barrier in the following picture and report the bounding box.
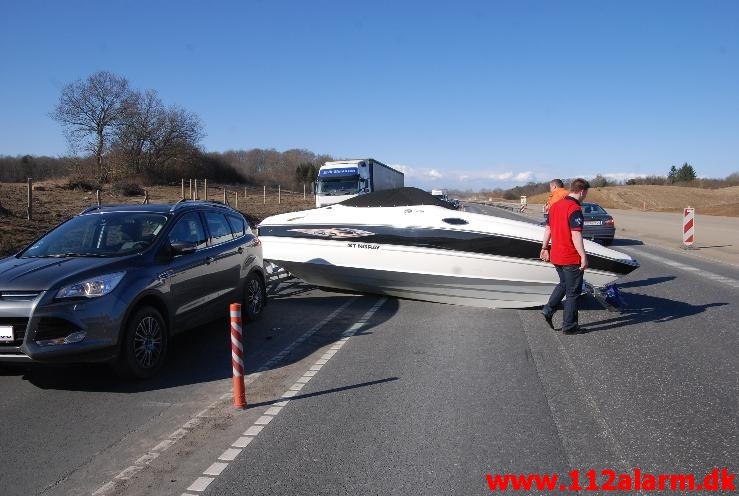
[683,207,695,248]
[230,303,246,409]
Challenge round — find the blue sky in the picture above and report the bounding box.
[1,0,738,190]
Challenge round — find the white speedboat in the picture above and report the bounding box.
[257,188,639,308]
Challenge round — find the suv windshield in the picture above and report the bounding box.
[21,212,169,258]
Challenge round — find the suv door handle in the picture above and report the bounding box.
[237,247,244,254]
[206,256,215,265]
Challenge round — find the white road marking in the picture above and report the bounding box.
[179,296,388,494]
[232,437,253,448]
[92,298,359,496]
[152,439,175,452]
[265,406,283,415]
[254,415,273,425]
[134,452,159,465]
[636,251,739,288]
[219,448,242,461]
[92,482,115,495]
[187,477,214,492]
[114,465,142,480]
[182,418,202,429]
[243,425,263,436]
[203,462,228,476]
[170,428,188,439]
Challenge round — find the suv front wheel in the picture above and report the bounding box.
[114,306,168,379]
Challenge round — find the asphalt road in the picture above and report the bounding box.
[1,205,737,495]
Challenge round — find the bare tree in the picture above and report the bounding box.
[111,89,204,181]
[50,71,131,182]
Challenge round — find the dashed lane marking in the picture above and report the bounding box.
[180,297,388,494]
[636,251,739,288]
[92,297,359,496]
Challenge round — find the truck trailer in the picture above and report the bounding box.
[315,159,404,207]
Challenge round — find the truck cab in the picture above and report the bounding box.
[315,159,403,207]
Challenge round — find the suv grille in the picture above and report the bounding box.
[0,317,28,351]
[0,291,42,301]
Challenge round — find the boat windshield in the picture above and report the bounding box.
[317,177,359,195]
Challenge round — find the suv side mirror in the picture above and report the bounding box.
[170,240,197,255]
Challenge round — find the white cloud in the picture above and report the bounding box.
[486,170,534,182]
[391,164,444,181]
[491,172,513,180]
[598,172,648,181]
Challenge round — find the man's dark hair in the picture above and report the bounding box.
[570,178,590,193]
[550,178,564,188]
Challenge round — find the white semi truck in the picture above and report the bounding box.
[315,158,404,207]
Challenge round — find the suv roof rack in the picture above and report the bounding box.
[80,205,103,214]
[170,199,232,212]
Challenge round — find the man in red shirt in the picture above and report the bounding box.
[539,178,590,334]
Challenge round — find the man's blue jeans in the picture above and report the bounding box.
[542,264,583,332]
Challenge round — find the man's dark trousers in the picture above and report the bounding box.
[542,264,583,332]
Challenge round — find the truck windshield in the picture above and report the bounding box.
[317,178,359,195]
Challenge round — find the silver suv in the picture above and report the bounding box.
[0,201,266,379]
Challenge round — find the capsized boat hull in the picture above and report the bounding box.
[257,201,639,309]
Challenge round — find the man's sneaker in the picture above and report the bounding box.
[562,325,585,335]
[542,312,555,330]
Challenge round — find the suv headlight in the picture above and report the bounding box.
[56,272,125,299]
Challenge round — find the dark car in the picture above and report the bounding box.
[581,202,616,245]
[0,201,266,379]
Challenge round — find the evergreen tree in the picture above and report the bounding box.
[675,162,697,182]
[668,165,678,183]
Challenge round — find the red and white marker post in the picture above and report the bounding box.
[230,303,247,409]
[683,207,695,249]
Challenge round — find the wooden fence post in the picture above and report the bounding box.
[235,191,239,210]
[194,179,199,200]
[223,188,227,205]
[181,179,185,200]
[189,179,193,200]
[204,179,208,201]
[96,189,100,206]
[263,185,266,205]
[27,177,32,220]
[278,185,281,204]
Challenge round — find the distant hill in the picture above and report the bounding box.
[525,185,739,217]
